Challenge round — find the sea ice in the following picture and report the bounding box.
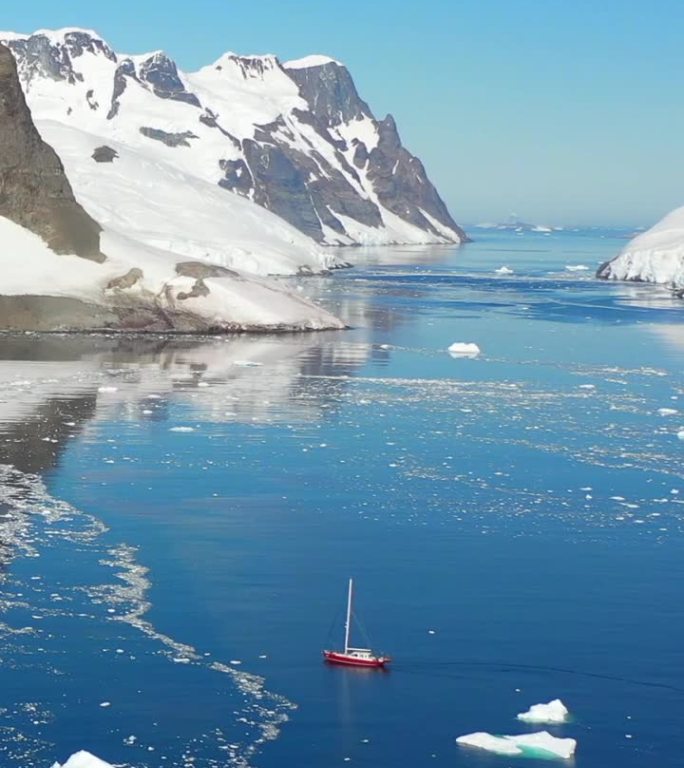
[658,408,678,416]
[565,264,590,272]
[456,730,576,759]
[517,698,569,723]
[448,342,481,358]
[677,430,684,440]
[495,266,514,275]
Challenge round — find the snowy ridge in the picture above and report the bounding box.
[284,54,342,69]
[1,28,465,249]
[597,206,684,290]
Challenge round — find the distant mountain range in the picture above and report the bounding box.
[0,28,467,332]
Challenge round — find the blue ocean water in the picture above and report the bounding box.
[0,228,682,767]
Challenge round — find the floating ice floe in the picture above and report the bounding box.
[495,266,514,275]
[233,360,263,367]
[517,698,569,723]
[565,264,590,272]
[677,430,684,441]
[169,426,195,432]
[97,386,118,393]
[658,408,678,416]
[456,730,576,759]
[448,342,481,358]
[52,751,115,768]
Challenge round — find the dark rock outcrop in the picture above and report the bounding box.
[286,60,371,128]
[175,261,239,279]
[138,52,201,107]
[139,126,198,147]
[106,268,143,290]
[92,145,118,163]
[0,44,104,261]
[366,115,466,240]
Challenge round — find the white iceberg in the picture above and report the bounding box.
[448,342,481,358]
[658,408,678,416]
[517,698,569,723]
[456,730,576,759]
[495,266,514,275]
[565,264,590,272]
[597,206,684,289]
[52,752,115,768]
[456,732,521,756]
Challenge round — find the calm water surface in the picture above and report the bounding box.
[0,229,682,768]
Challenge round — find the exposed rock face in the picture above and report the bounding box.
[366,114,461,237]
[139,126,198,147]
[92,145,118,162]
[105,267,143,290]
[0,43,104,261]
[138,51,201,107]
[175,261,239,279]
[282,60,468,243]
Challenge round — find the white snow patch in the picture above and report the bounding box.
[284,54,342,69]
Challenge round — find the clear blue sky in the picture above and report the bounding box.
[4,0,684,226]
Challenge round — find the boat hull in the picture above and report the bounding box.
[323,650,390,668]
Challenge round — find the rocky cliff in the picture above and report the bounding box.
[0,43,103,261]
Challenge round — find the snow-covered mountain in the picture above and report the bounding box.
[0,42,344,332]
[1,28,466,250]
[597,207,684,293]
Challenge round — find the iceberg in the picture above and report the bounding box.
[597,206,684,290]
[448,342,481,358]
[495,266,514,275]
[52,752,115,768]
[658,408,678,416]
[456,730,577,760]
[517,698,569,723]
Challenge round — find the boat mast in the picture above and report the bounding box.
[344,578,353,653]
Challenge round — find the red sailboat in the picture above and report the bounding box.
[323,578,391,669]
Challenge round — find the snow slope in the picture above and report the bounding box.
[1,28,465,252]
[0,215,345,332]
[597,207,684,290]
